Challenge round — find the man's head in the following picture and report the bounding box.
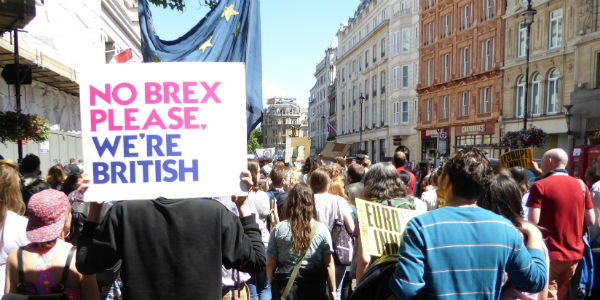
[69,158,76,164]
[308,167,330,194]
[347,163,365,184]
[21,154,41,175]
[270,165,291,189]
[393,151,407,168]
[541,148,569,175]
[441,147,493,203]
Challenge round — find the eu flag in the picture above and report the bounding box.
[138,0,263,137]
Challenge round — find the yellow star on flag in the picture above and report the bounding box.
[234,21,241,37]
[198,35,213,53]
[221,3,239,22]
[151,54,160,62]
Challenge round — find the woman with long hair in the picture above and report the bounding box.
[46,164,67,190]
[267,184,335,300]
[479,174,549,300]
[5,189,99,299]
[0,160,29,298]
[509,166,531,220]
[61,175,82,202]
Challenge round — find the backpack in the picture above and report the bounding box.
[266,191,282,230]
[21,178,51,209]
[349,255,399,300]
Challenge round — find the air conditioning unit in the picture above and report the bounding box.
[0,0,36,32]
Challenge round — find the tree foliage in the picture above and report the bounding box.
[148,0,218,11]
[247,128,263,154]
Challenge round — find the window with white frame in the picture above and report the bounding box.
[394,31,400,54]
[516,76,525,117]
[427,59,432,86]
[400,0,407,12]
[365,50,369,67]
[462,5,470,29]
[483,0,494,20]
[444,14,451,38]
[414,63,418,87]
[365,79,369,98]
[373,44,377,62]
[549,9,562,49]
[381,100,386,124]
[365,106,369,126]
[402,28,410,52]
[373,17,377,29]
[372,103,377,126]
[402,65,409,88]
[482,39,492,71]
[352,111,356,131]
[428,0,434,9]
[480,86,492,113]
[460,91,470,116]
[382,9,387,20]
[462,47,470,77]
[427,22,433,45]
[547,69,559,114]
[443,53,450,82]
[415,25,419,46]
[372,75,377,96]
[393,102,399,125]
[531,73,541,115]
[381,38,386,57]
[440,95,448,119]
[393,67,400,90]
[426,99,432,121]
[381,71,386,93]
[518,23,527,58]
[401,101,409,124]
[414,100,418,122]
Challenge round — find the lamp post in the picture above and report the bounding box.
[522,0,537,131]
[359,93,365,153]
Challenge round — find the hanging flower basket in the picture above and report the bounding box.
[0,111,50,143]
[501,127,548,149]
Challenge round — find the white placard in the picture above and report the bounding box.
[79,62,247,201]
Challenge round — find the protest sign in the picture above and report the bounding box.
[355,198,424,257]
[79,62,247,201]
[256,147,276,159]
[320,141,352,161]
[500,148,533,168]
[285,137,311,163]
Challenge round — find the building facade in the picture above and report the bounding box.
[417,0,505,161]
[502,0,575,158]
[262,97,307,151]
[0,0,141,173]
[309,39,337,156]
[335,0,420,163]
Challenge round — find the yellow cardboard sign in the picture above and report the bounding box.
[355,198,425,257]
[500,148,533,168]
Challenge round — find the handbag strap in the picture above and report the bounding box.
[17,247,25,286]
[59,246,76,288]
[281,222,319,300]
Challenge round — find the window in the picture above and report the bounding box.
[427,22,433,45]
[518,23,527,58]
[382,9,387,20]
[428,0,434,9]
[427,60,432,86]
[531,73,541,115]
[365,50,369,68]
[462,5,470,29]
[401,101,409,124]
[462,47,470,77]
[547,69,559,114]
[373,17,378,29]
[444,14,451,37]
[549,9,563,49]
[414,100,418,123]
[480,87,492,113]
[443,54,450,82]
[402,28,410,52]
[393,67,400,90]
[373,44,377,62]
[381,100,386,124]
[482,39,492,71]
[352,111,356,131]
[516,76,525,117]
[381,38,386,57]
[394,31,400,54]
[440,95,448,119]
[365,79,369,98]
[372,103,377,127]
[381,71,386,93]
[402,65,409,88]
[393,102,399,125]
[426,99,431,121]
[483,0,494,20]
[460,91,470,116]
[365,106,369,127]
[372,75,377,96]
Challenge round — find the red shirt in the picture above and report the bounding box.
[396,166,416,195]
[526,172,593,261]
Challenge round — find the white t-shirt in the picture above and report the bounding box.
[421,188,438,211]
[0,211,29,297]
[249,190,271,244]
[521,192,530,221]
[314,192,352,231]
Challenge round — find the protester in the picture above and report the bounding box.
[0,160,29,298]
[584,166,600,190]
[61,174,83,202]
[509,166,531,220]
[392,151,415,195]
[65,158,81,176]
[5,189,99,299]
[527,148,595,300]
[391,148,547,299]
[267,164,291,216]
[590,159,600,248]
[46,164,67,190]
[20,154,51,208]
[267,184,335,300]
[345,163,364,206]
[479,174,549,300]
[420,168,441,211]
[247,160,271,300]
[75,172,266,300]
[414,161,431,197]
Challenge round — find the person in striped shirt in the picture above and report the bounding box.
[390,147,547,300]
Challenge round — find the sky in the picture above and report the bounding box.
[147,0,360,108]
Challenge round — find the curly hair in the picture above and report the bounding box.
[327,163,345,181]
[442,147,493,201]
[363,163,407,201]
[282,184,317,253]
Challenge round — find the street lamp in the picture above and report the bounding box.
[522,0,537,131]
[359,93,365,153]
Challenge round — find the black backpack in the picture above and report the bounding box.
[21,178,51,211]
[349,255,399,300]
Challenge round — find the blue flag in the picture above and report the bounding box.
[138,0,263,137]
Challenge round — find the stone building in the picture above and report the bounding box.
[502,0,575,158]
[262,97,307,151]
[309,38,337,156]
[417,0,505,161]
[0,0,141,173]
[334,0,420,162]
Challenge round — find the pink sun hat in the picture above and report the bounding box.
[26,189,70,243]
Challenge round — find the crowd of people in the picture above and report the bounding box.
[0,146,598,300]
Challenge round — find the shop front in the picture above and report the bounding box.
[454,122,500,158]
[421,127,450,162]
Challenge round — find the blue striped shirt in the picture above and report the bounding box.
[390,206,547,300]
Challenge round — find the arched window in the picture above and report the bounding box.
[547,69,559,114]
[516,76,525,117]
[531,73,542,116]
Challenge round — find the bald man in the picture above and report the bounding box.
[526,148,595,300]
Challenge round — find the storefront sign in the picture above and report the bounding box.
[455,123,494,136]
[421,127,450,139]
